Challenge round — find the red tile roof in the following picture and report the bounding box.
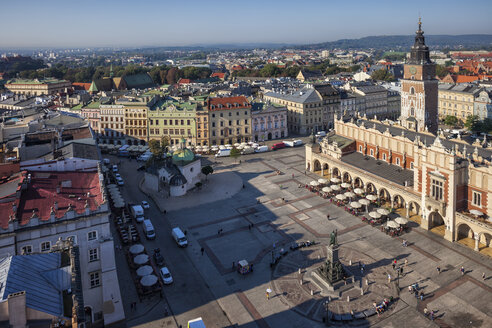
[72,82,91,91]
[455,75,479,83]
[211,72,225,79]
[178,78,191,84]
[208,96,251,111]
[11,171,104,227]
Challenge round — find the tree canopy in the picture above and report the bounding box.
[443,115,459,126]
[371,69,395,81]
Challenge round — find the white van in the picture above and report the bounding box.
[255,145,268,153]
[143,219,155,240]
[316,131,327,137]
[172,227,188,247]
[293,139,303,147]
[215,149,231,157]
[241,147,255,155]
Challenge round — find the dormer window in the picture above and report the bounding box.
[227,103,231,108]
[211,105,215,110]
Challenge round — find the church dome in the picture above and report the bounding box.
[169,174,187,186]
[172,148,195,164]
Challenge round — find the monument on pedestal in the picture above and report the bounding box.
[317,230,345,285]
[310,230,348,293]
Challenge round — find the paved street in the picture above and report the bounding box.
[108,145,492,328]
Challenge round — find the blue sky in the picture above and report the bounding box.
[1,0,491,48]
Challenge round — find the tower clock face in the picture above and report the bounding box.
[409,67,417,74]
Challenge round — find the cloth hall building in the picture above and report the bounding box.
[305,21,492,256]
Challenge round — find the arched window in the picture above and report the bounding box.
[396,158,400,166]
[410,87,415,95]
[410,108,415,116]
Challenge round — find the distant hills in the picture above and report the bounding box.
[295,34,492,50]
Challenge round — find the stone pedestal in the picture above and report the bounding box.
[444,228,454,242]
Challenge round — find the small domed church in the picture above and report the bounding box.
[144,138,202,197]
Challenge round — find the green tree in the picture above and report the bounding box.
[201,165,214,180]
[464,115,480,131]
[436,65,449,78]
[148,139,163,158]
[160,136,170,153]
[371,69,394,81]
[230,147,241,163]
[443,115,458,126]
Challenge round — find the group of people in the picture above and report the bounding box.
[373,297,393,316]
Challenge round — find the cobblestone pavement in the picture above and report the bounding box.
[110,145,492,328]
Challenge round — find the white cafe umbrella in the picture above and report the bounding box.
[470,209,483,216]
[344,191,355,198]
[341,182,351,189]
[366,194,378,201]
[140,274,158,287]
[331,184,341,191]
[234,143,240,147]
[354,188,364,195]
[318,178,329,184]
[330,177,341,184]
[129,244,144,255]
[387,220,400,229]
[350,201,362,209]
[359,199,370,206]
[136,265,153,277]
[377,208,390,216]
[266,288,272,294]
[369,211,382,219]
[310,181,320,187]
[134,254,149,266]
[322,186,332,193]
[395,217,408,225]
[336,194,347,201]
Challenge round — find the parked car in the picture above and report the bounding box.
[160,267,173,285]
[141,201,150,209]
[115,173,121,179]
[271,142,286,151]
[153,248,164,266]
[116,177,124,186]
[112,165,118,173]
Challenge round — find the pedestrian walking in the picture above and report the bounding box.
[420,291,424,301]
[482,272,486,280]
[424,308,429,316]
[430,310,434,321]
[201,247,204,256]
[266,292,270,300]
[400,266,404,276]
[392,262,396,270]
[304,170,306,175]
[393,259,397,266]
[436,266,441,274]
[404,258,408,267]
[292,173,295,179]
[387,274,391,283]
[460,266,465,275]
[326,214,330,220]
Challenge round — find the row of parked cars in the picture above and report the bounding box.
[215,139,303,157]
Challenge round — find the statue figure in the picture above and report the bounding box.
[330,230,336,246]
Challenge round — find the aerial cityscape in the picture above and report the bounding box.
[1,1,492,328]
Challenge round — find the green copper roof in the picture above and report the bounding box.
[88,81,98,92]
[172,148,195,165]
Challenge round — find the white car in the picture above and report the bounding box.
[141,201,150,209]
[160,267,173,285]
[116,177,124,186]
[115,173,121,179]
[112,165,118,173]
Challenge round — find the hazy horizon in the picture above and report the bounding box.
[1,0,491,48]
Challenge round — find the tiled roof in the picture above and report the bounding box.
[13,171,103,227]
[209,96,250,111]
[341,151,414,186]
[264,87,322,104]
[72,83,91,91]
[122,73,154,89]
